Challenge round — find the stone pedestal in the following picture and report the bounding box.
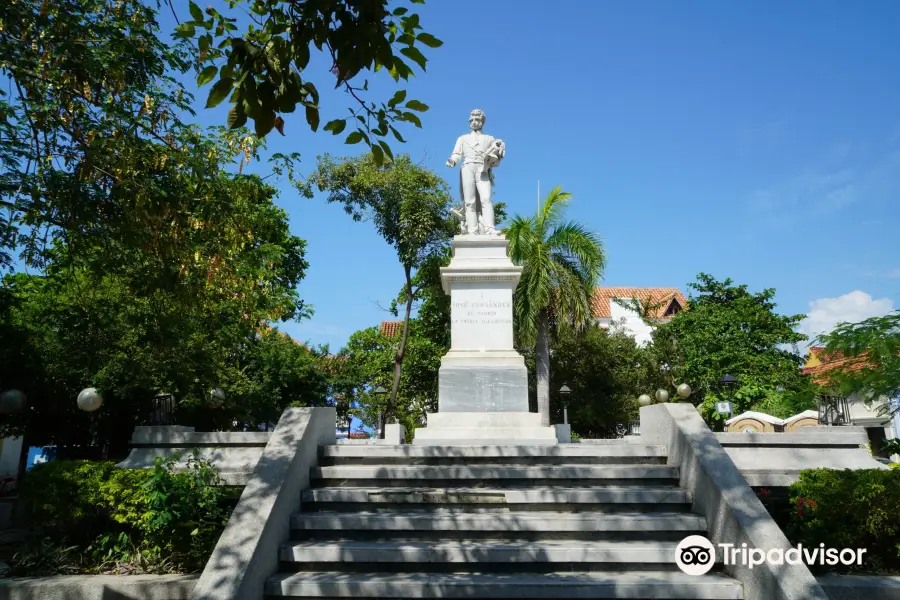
[413,235,557,445]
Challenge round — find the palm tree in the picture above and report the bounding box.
[505,186,605,427]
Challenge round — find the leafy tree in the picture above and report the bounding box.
[1,0,197,272]
[648,273,813,425]
[506,186,606,427]
[0,163,315,453]
[547,324,652,437]
[178,0,441,158]
[302,153,455,432]
[814,310,900,417]
[232,329,329,429]
[336,322,443,439]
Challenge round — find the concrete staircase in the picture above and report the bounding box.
[264,444,743,599]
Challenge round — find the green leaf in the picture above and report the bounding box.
[294,41,311,68]
[416,33,443,48]
[227,105,247,129]
[303,81,319,105]
[323,119,346,135]
[371,143,384,166]
[205,78,234,108]
[388,90,407,108]
[189,1,203,21]
[255,110,276,137]
[400,47,427,70]
[174,23,196,38]
[197,66,218,87]
[389,126,406,143]
[378,140,394,161]
[345,131,364,145]
[305,105,319,132]
[405,100,429,112]
[257,81,277,110]
[392,7,408,16]
[402,112,422,128]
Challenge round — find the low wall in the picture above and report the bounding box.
[116,426,271,486]
[190,407,335,600]
[716,428,888,486]
[0,574,198,600]
[641,403,829,600]
[819,574,900,600]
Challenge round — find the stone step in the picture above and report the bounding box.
[412,428,560,446]
[318,444,668,466]
[290,511,707,537]
[280,539,681,565]
[300,486,692,511]
[310,465,678,486]
[265,570,743,599]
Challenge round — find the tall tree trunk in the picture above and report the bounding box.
[383,263,413,438]
[536,308,551,427]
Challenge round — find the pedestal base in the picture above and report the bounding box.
[413,412,558,446]
[438,351,528,413]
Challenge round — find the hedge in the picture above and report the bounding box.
[15,453,231,575]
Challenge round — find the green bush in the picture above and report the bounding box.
[787,468,900,573]
[17,453,231,574]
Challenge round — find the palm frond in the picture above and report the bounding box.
[548,256,593,328]
[537,186,572,237]
[546,220,606,286]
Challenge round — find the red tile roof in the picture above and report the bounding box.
[590,287,687,319]
[380,321,404,337]
[807,346,846,363]
[802,351,872,387]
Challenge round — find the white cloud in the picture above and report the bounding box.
[799,291,895,343]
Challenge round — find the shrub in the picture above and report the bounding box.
[17,453,231,574]
[787,468,900,573]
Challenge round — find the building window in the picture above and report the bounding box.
[663,300,682,317]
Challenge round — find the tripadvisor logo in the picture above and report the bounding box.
[676,536,867,576]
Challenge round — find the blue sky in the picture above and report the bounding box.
[164,0,899,351]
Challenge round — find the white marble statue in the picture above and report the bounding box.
[446,109,506,235]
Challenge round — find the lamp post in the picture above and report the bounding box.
[720,374,737,404]
[374,386,387,439]
[559,384,571,425]
[715,374,737,426]
[207,387,226,409]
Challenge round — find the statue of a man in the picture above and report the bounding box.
[446,109,505,235]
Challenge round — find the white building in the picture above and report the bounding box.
[591,287,687,345]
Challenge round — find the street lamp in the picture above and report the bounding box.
[77,387,103,412]
[559,384,571,425]
[720,374,738,387]
[0,389,26,415]
[207,387,226,409]
[374,385,387,438]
